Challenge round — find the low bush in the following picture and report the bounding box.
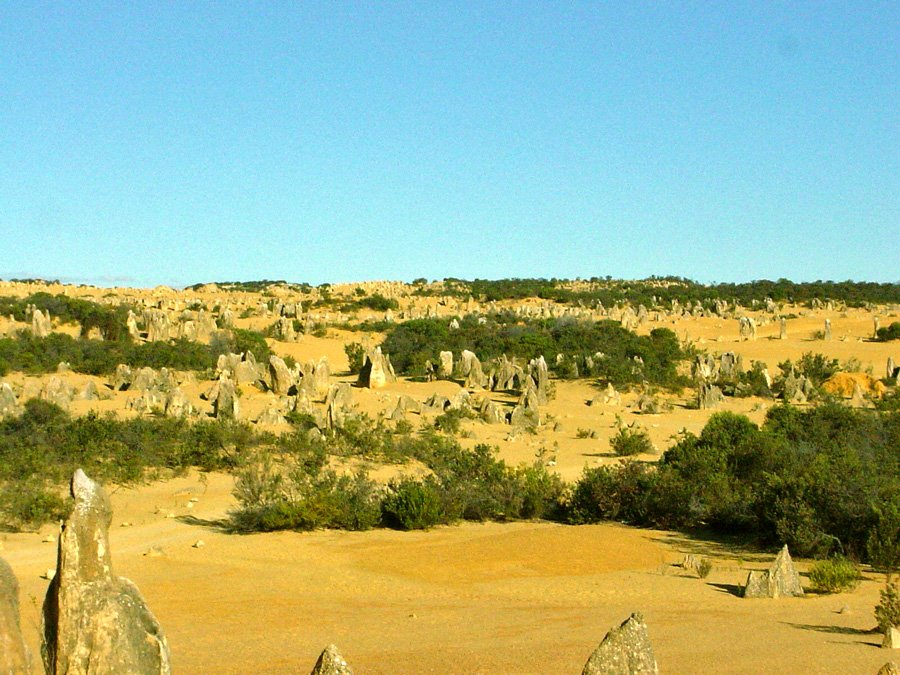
[382,478,445,530]
[807,556,862,593]
[611,422,653,456]
[875,322,900,342]
[876,579,900,633]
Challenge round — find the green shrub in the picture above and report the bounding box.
[434,408,475,435]
[344,342,366,374]
[875,579,900,633]
[611,423,653,456]
[807,556,862,593]
[0,480,68,531]
[696,557,713,578]
[875,322,900,342]
[382,478,445,530]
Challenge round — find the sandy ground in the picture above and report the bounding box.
[2,470,891,674]
[0,282,897,672]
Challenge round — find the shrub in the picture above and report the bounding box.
[875,322,900,342]
[807,556,862,593]
[344,342,366,374]
[696,557,713,579]
[0,480,68,531]
[611,422,653,456]
[382,478,445,530]
[875,579,900,633]
[434,408,475,435]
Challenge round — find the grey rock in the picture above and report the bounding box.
[42,470,171,674]
[582,612,658,675]
[310,643,353,675]
[269,356,295,395]
[214,377,240,420]
[742,545,804,598]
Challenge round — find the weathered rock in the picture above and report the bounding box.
[877,661,900,674]
[698,381,725,410]
[423,393,450,411]
[213,377,240,420]
[310,643,353,675]
[325,383,353,431]
[582,612,658,675]
[77,380,102,401]
[257,401,288,426]
[459,350,486,389]
[32,308,52,338]
[885,627,900,650]
[42,470,171,674]
[269,356,295,395]
[0,557,30,673]
[164,388,193,417]
[477,398,505,424]
[438,351,454,379]
[0,382,22,418]
[635,394,661,415]
[779,316,787,340]
[112,364,133,391]
[742,545,804,598]
[738,316,757,341]
[508,404,538,429]
[40,377,74,410]
[357,348,396,389]
[824,318,832,341]
[127,388,165,415]
[528,356,550,404]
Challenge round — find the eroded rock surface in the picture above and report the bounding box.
[582,612,658,675]
[42,469,171,674]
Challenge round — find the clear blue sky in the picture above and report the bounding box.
[1,2,897,287]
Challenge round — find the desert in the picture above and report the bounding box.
[0,277,897,673]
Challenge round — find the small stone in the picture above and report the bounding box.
[143,546,165,558]
[192,540,205,549]
[42,534,56,543]
[120,522,133,527]
[837,605,851,614]
[43,568,56,580]
[166,512,176,519]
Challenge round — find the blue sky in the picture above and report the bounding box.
[1,2,897,287]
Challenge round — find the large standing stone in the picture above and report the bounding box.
[357,348,396,389]
[32,308,52,338]
[310,644,353,675]
[0,557,30,673]
[269,355,295,395]
[582,612,658,675]
[214,377,240,420]
[438,351,454,379]
[42,470,171,674]
[742,545,804,598]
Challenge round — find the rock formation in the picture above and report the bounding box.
[0,557,30,673]
[42,470,171,674]
[213,376,240,420]
[697,381,724,410]
[357,348,396,389]
[310,644,353,675]
[0,382,22,418]
[582,612,658,675]
[742,545,804,598]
